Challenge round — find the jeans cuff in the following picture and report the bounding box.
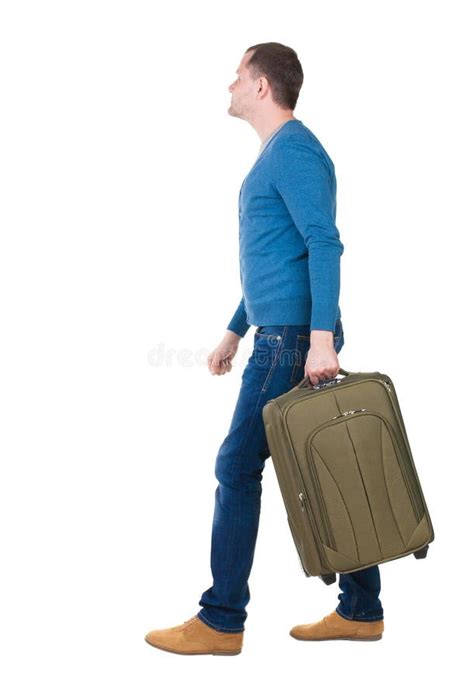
[335,607,384,622]
[197,611,245,634]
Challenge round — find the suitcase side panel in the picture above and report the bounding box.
[263,400,328,577]
[381,380,435,545]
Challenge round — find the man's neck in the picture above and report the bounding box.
[255,115,297,144]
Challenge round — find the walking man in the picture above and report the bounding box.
[145,42,384,655]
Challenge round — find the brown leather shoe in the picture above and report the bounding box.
[290,610,384,642]
[144,615,244,655]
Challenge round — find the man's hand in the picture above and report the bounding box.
[304,330,340,386]
[207,330,241,376]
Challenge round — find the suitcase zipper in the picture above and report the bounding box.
[331,408,367,419]
[295,489,330,572]
[301,475,336,553]
[298,492,305,510]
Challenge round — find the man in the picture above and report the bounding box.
[145,42,384,655]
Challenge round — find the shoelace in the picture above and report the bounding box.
[181,616,198,627]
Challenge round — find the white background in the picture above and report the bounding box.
[1,0,472,695]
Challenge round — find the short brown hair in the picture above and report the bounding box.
[245,42,304,110]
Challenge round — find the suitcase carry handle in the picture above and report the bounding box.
[293,368,351,392]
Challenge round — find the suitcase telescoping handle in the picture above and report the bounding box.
[294,368,351,392]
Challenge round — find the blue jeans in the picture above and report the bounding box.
[197,320,384,632]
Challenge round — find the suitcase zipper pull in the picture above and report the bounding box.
[332,408,367,419]
[298,492,306,510]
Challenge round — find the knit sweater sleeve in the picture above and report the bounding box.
[272,136,344,332]
[226,296,251,338]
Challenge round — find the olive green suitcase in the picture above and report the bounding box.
[262,368,435,584]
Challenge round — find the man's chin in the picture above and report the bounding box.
[228,105,242,119]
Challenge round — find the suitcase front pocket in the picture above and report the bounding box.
[305,410,423,572]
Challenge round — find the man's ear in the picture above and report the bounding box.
[257,76,270,95]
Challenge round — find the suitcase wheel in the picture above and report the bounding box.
[413,545,429,559]
[320,573,337,585]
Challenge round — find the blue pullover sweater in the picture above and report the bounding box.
[226,118,344,338]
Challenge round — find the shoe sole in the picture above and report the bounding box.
[289,633,383,642]
[144,637,242,655]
